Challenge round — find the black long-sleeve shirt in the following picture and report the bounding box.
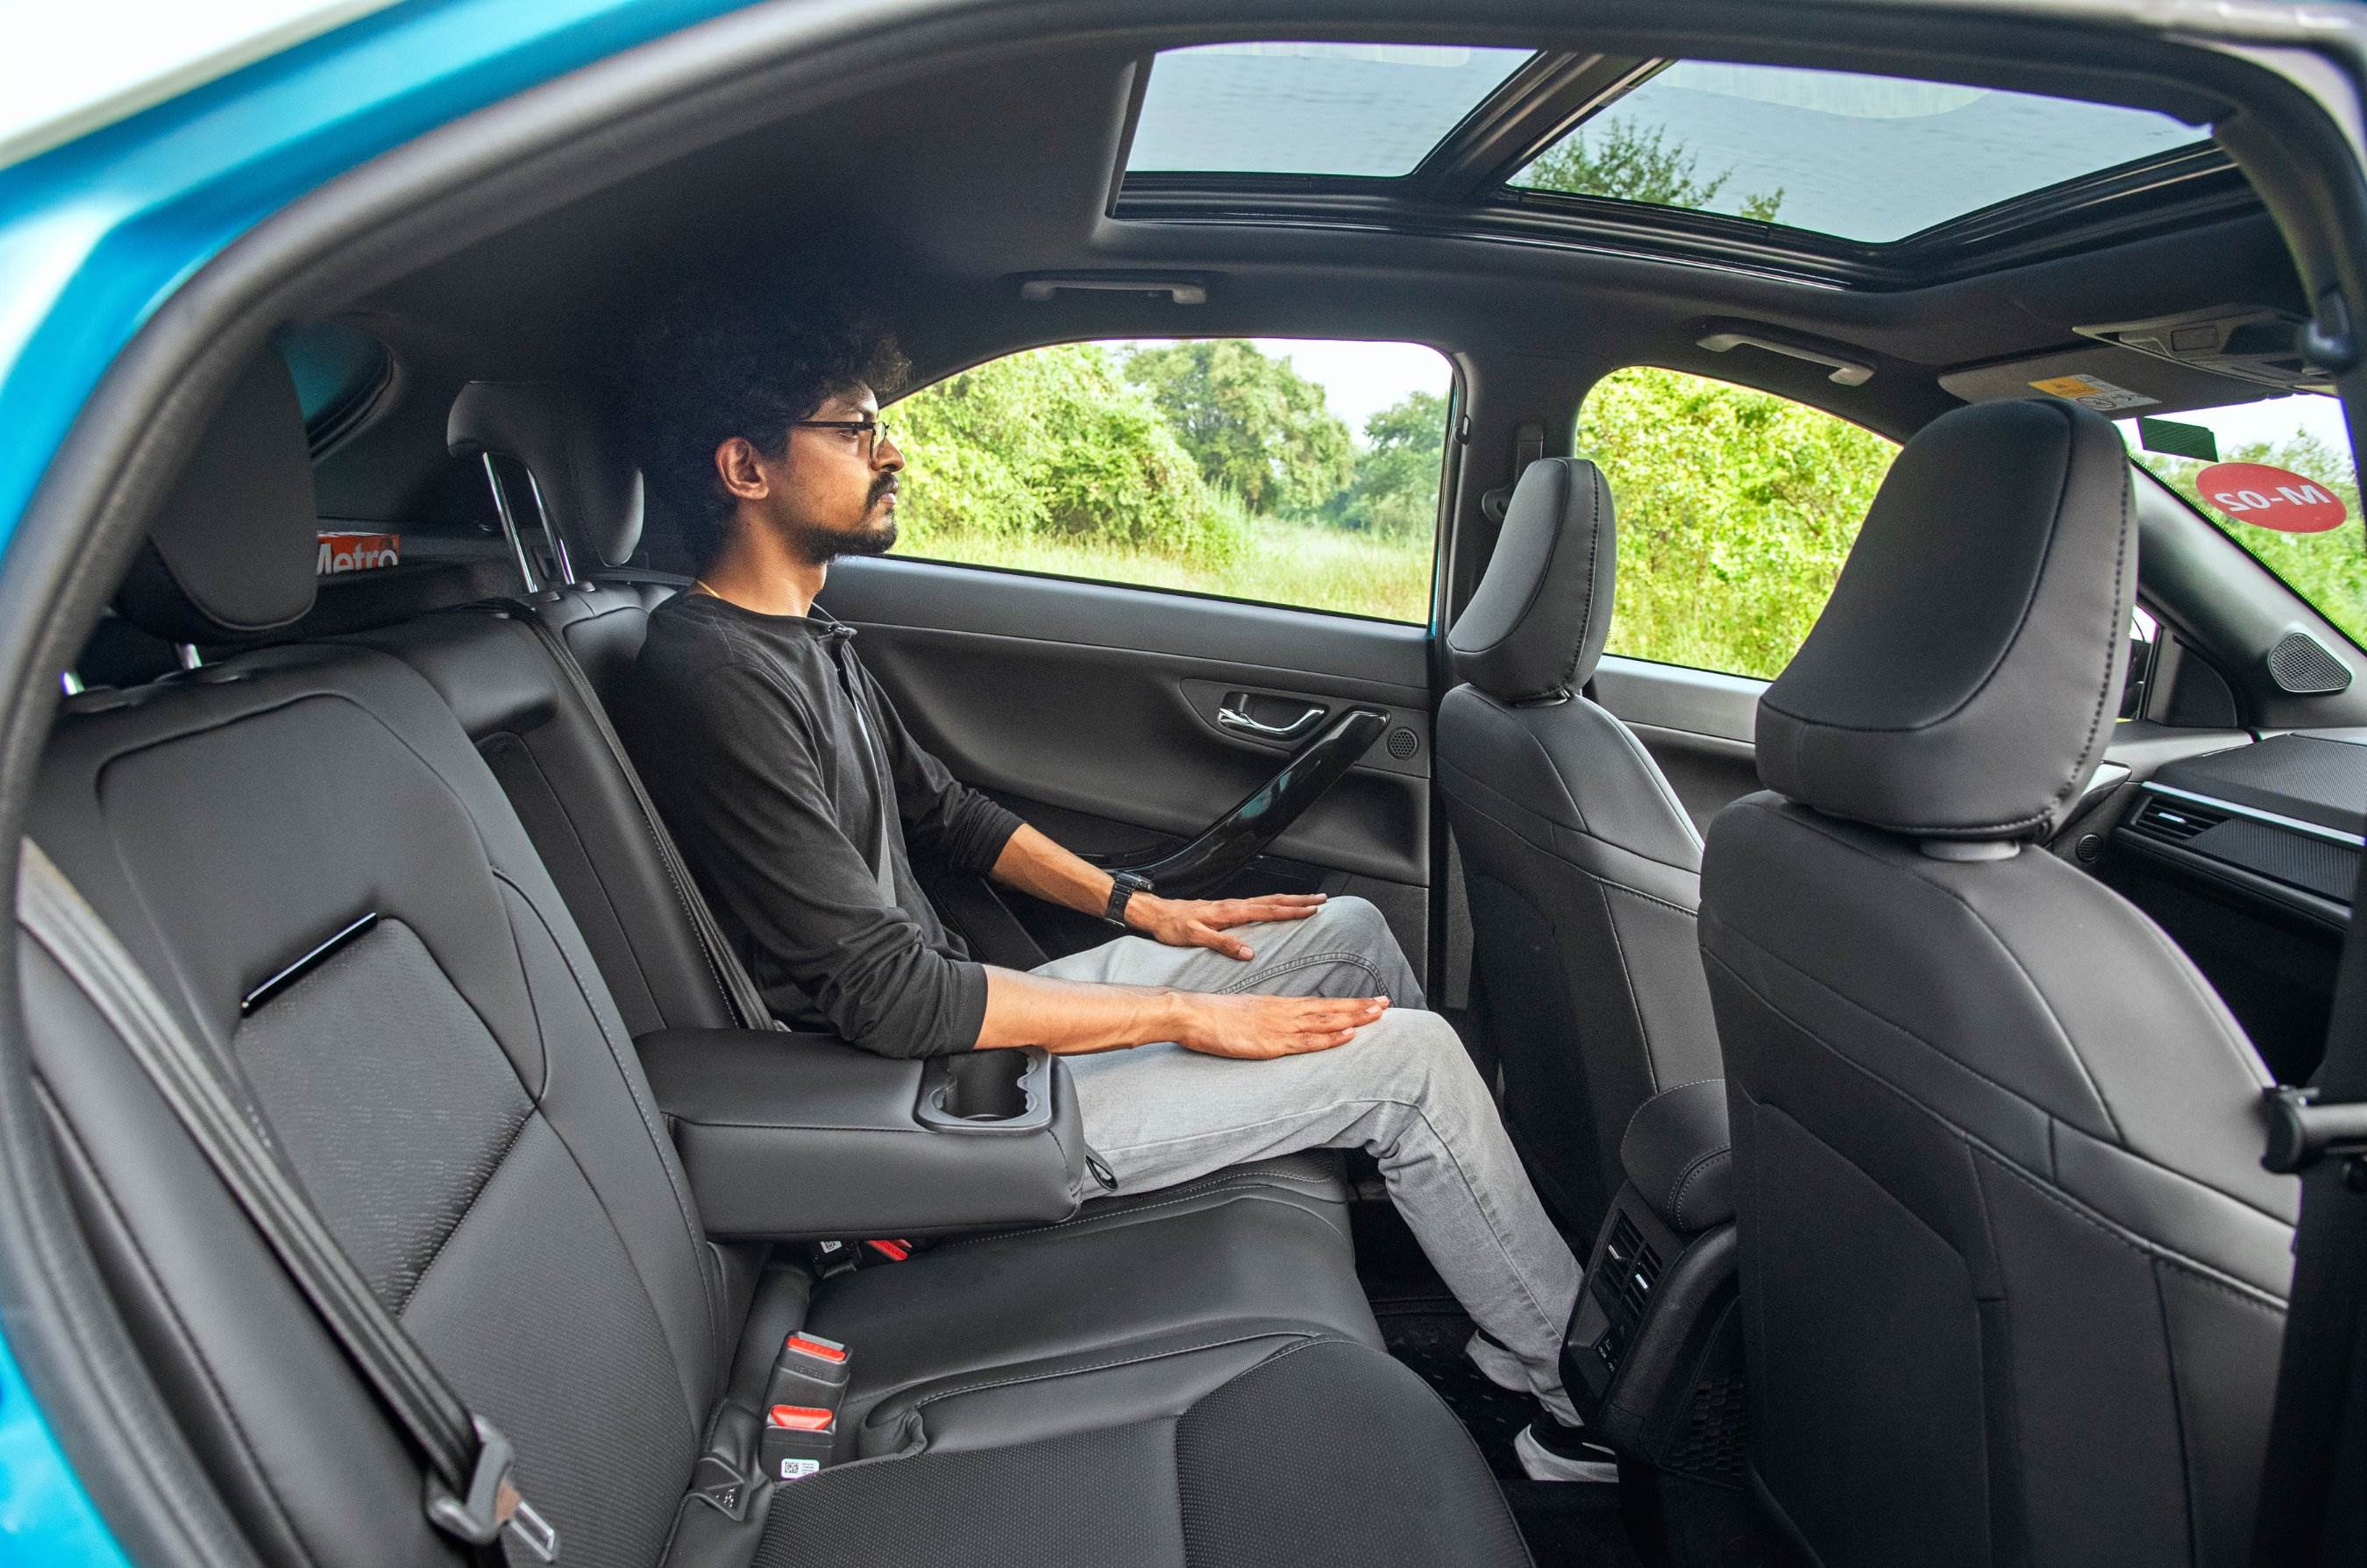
[616,592,1022,1056]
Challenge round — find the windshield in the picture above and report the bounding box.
[2122,392,2363,648]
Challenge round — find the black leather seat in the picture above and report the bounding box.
[1437,457,1720,1231]
[448,378,682,706]
[28,354,1527,1568]
[1699,398,2297,1568]
[351,400,1388,1386]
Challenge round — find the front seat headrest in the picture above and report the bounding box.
[1446,458,1617,702]
[1756,398,2135,841]
[114,352,319,645]
[447,380,644,569]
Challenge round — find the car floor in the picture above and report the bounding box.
[1348,1179,1646,1568]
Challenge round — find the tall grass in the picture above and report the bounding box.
[899,516,1432,623]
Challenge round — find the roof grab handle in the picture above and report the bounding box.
[1696,327,1873,387]
[1018,273,1207,305]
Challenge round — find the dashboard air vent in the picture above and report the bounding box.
[2130,795,2227,844]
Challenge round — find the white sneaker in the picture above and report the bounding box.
[1464,1328,1531,1395]
[1514,1415,1622,1485]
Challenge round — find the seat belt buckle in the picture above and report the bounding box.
[761,1404,838,1483]
[768,1330,853,1409]
[425,1415,560,1564]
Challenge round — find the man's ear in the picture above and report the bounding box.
[714,436,772,501]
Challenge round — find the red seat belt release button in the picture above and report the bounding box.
[762,1406,837,1482]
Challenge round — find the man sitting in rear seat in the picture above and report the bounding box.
[618,286,1598,1481]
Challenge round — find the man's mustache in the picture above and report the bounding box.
[869,476,900,507]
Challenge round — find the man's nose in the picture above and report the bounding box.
[875,432,905,471]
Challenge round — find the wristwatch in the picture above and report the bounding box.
[1104,871,1154,930]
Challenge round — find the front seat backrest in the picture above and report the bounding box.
[1437,457,1720,1231]
[1701,398,2297,1568]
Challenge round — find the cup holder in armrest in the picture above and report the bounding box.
[915,1047,1056,1133]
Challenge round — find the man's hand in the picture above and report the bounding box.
[1172,991,1389,1060]
[1127,891,1326,960]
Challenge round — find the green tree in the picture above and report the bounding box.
[2143,430,2367,648]
[1330,389,1450,536]
[1519,117,1784,223]
[1579,367,1893,678]
[1122,341,1357,517]
[894,344,1240,563]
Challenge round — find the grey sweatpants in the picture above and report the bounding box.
[1036,896,1583,1420]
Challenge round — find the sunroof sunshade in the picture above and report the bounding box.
[1508,63,2209,243]
[1127,43,1534,179]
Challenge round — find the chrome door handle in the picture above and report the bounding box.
[1218,696,1324,741]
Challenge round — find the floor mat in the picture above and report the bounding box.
[1373,1301,1536,1479]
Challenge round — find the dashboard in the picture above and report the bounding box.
[2098,729,2364,1083]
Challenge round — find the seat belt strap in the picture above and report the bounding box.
[16,841,558,1566]
[2252,842,2367,1565]
[820,625,899,908]
[502,604,778,1032]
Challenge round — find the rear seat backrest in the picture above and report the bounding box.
[31,354,730,1568]
[345,606,743,1036]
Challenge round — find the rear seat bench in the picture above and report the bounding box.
[24,356,1527,1566]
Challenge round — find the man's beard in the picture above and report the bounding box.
[785,480,899,564]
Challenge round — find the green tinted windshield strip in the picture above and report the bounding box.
[1126,42,1536,178]
[1508,61,2209,244]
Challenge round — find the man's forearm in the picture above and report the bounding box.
[988,822,1115,919]
[977,965,1177,1054]
[975,966,1390,1061]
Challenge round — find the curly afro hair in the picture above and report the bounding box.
[629,274,910,566]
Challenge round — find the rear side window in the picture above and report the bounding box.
[1576,366,1897,679]
[892,338,1452,621]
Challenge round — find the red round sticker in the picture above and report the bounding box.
[2194,462,2349,534]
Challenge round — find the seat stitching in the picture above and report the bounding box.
[1705,947,2288,1309]
[931,1184,1349,1252]
[490,868,720,1334]
[1969,1142,2284,1315]
[1759,405,2129,837]
[1721,802,2123,1139]
[1667,1146,1729,1229]
[1591,874,1657,1096]
[392,1105,534,1316]
[907,1329,1337,1410]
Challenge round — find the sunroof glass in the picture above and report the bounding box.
[1507,63,2210,243]
[1127,43,1535,179]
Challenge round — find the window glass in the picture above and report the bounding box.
[1575,366,1896,678]
[892,339,1451,622]
[1507,62,2206,243]
[2122,393,2363,647]
[1125,44,1533,179]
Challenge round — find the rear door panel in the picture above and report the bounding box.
[1593,655,1765,834]
[820,556,1434,963]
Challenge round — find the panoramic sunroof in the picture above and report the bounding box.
[1127,42,1535,179]
[1506,62,2210,244]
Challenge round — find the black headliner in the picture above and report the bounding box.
[338,31,2304,520]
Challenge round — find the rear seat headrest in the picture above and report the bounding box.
[114,352,319,645]
[448,380,644,569]
[1755,398,2135,841]
[1446,458,1617,703]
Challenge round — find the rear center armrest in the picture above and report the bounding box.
[1619,1078,1733,1235]
[636,1028,1087,1238]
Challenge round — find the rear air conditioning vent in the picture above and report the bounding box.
[2129,794,2228,844]
[1603,1213,1663,1318]
[2268,631,2353,696]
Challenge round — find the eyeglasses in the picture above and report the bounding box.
[791,415,896,460]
